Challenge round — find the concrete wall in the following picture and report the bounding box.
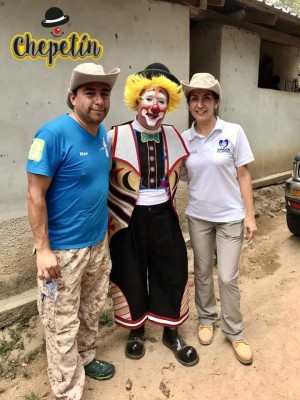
[190,23,222,79]
[0,0,189,218]
[190,23,300,182]
[0,0,189,324]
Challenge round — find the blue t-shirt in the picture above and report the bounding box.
[27,114,110,250]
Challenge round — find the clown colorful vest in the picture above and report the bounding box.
[108,122,189,239]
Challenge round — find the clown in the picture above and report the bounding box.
[107,63,199,367]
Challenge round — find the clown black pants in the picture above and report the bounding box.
[109,201,189,329]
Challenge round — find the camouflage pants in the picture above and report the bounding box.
[37,240,111,400]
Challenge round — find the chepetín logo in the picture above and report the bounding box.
[41,7,70,38]
[10,8,104,68]
[217,139,230,153]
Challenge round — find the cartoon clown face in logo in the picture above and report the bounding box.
[41,7,69,37]
[137,87,168,130]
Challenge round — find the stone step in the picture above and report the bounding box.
[0,287,37,329]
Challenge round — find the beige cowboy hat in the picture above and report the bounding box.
[181,73,222,99]
[67,63,120,109]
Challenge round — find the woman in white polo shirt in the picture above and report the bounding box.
[180,73,257,365]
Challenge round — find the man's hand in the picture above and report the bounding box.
[36,249,61,281]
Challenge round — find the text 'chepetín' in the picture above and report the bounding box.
[10,32,104,68]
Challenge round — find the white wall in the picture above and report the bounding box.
[0,0,189,304]
[0,0,189,219]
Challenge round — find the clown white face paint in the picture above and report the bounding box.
[137,87,168,130]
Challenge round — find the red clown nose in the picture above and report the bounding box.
[151,104,160,114]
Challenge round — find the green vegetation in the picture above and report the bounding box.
[24,347,40,364]
[275,0,300,14]
[99,310,115,327]
[0,317,42,380]
[0,318,29,357]
[21,392,40,400]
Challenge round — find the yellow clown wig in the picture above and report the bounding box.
[124,74,183,114]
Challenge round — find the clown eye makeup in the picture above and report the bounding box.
[139,95,167,106]
[158,98,167,105]
[143,96,155,104]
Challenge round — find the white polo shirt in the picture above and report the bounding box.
[181,117,254,222]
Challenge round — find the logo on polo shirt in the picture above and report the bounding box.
[217,139,230,153]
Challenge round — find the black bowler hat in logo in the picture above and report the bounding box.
[41,7,69,28]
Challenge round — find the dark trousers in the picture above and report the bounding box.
[109,202,189,329]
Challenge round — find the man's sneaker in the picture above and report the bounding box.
[231,339,253,365]
[84,359,115,380]
[198,325,214,345]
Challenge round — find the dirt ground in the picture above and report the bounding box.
[1,184,300,400]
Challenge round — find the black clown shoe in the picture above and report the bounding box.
[162,327,199,367]
[125,326,145,359]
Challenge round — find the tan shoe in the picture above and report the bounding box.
[198,325,214,345]
[231,339,253,365]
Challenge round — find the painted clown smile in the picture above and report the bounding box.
[141,108,165,123]
[137,87,168,129]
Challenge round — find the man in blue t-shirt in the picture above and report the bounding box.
[26,63,120,400]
